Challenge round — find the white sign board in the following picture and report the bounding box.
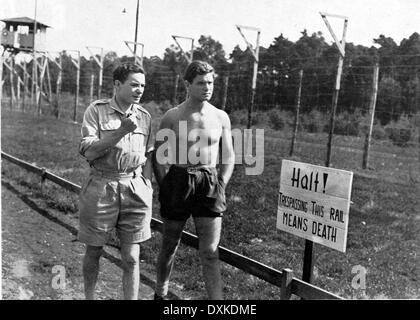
[276,160,353,252]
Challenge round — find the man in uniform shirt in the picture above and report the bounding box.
[78,63,153,300]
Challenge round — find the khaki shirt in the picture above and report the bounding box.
[79,97,153,173]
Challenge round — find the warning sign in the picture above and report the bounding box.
[276,160,353,252]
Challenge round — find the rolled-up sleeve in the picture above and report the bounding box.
[79,104,100,158]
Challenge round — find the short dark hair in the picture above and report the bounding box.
[113,63,144,83]
[184,60,214,83]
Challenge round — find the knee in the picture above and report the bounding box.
[85,246,103,260]
[160,237,181,256]
[121,251,139,270]
[199,247,219,264]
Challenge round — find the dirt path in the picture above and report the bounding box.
[1,177,158,300]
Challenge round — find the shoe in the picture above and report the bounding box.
[154,293,168,300]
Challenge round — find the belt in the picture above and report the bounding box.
[170,164,216,174]
[91,167,142,179]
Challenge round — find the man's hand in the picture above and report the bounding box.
[119,115,137,134]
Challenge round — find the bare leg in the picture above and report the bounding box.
[194,216,223,300]
[120,243,140,300]
[82,245,103,300]
[155,218,187,297]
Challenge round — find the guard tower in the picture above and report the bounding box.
[1,17,50,53]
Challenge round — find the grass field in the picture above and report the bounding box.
[1,103,419,299]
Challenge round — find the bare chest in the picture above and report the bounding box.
[173,113,222,144]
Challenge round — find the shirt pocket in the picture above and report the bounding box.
[131,122,149,153]
[99,119,122,146]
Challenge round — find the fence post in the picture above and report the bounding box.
[320,13,348,168]
[90,74,95,103]
[9,57,16,110]
[16,72,21,110]
[280,268,293,300]
[290,69,303,156]
[46,60,53,107]
[23,60,28,112]
[32,52,37,110]
[235,25,261,129]
[37,56,47,115]
[173,74,179,106]
[362,63,379,169]
[56,53,62,119]
[72,51,81,122]
[248,33,260,129]
[86,46,104,99]
[98,48,103,99]
[0,53,3,111]
[221,75,229,110]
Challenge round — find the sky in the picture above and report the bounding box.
[1,0,420,59]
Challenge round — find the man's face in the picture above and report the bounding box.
[187,73,214,102]
[115,72,145,105]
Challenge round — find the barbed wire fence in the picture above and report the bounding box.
[2,51,419,164]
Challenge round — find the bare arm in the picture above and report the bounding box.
[218,110,235,187]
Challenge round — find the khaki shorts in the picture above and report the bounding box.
[77,170,153,246]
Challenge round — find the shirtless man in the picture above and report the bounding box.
[152,61,235,300]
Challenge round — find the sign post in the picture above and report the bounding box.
[276,160,353,283]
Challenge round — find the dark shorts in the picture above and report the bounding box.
[159,165,227,220]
